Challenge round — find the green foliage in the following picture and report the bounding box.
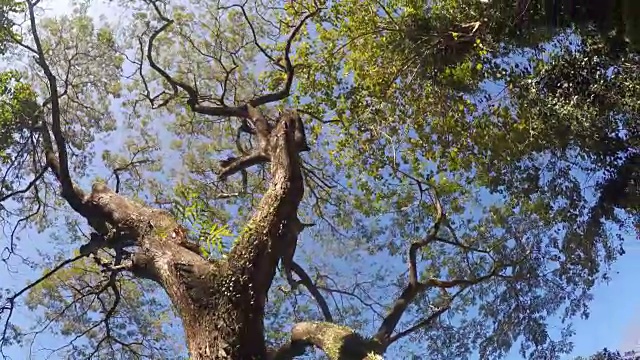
[0,70,37,159]
[23,254,184,358]
[574,348,624,360]
[0,0,25,51]
[289,0,638,358]
[170,185,234,259]
[0,0,637,359]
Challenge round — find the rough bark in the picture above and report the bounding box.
[16,1,398,357]
[272,322,384,360]
[145,113,301,359]
[20,2,474,357]
[43,109,306,360]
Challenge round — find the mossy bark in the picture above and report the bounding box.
[69,111,306,360]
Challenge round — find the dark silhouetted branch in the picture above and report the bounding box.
[290,261,333,322]
[268,340,307,360]
[0,254,86,354]
[373,192,444,344]
[0,166,47,202]
[111,158,155,194]
[219,153,270,180]
[145,3,319,119]
[27,0,85,212]
[387,288,464,345]
[247,10,319,108]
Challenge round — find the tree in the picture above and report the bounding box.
[574,348,624,360]
[0,0,636,360]
[293,0,638,283]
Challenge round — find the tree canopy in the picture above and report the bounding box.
[0,0,637,359]
[575,348,627,360]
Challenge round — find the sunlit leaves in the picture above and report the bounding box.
[170,185,234,259]
[0,0,637,359]
[0,70,37,157]
[0,0,25,52]
[286,0,638,359]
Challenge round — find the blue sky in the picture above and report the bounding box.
[566,248,640,357]
[1,0,639,359]
[526,246,640,358]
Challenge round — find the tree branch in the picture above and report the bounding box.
[290,261,333,322]
[0,165,47,202]
[224,109,306,319]
[268,341,307,360]
[387,288,464,345]
[25,3,113,235]
[273,322,383,360]
[247,10,319,108]
[227,3,284,70]
[373,192,444,344]
[26,1,81,208]
[218,152,270,179]
[145,3,319,119]
[0,254,86,354]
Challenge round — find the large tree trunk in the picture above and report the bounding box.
[182,309,267,359]
[65,109,306,360]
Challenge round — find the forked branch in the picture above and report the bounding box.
[387,288,464,344]
[25,0,87,215]
[145,2,319,119]
[373,186,514,346]
[0,254,86,355]
[23,1,114,236]
[219,105,309,179]
[373,191,445,344]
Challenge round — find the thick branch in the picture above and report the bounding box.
[220,107,310,179]
[268,341,307,360]
[24,1,110,233]
[218,152,269,179]
[225,109,306,312]
[275,322,383,360]
[247,104,271,148]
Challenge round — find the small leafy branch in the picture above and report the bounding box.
[170,186,234,259]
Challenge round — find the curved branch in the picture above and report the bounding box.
[4,254,86,303]
[387,288,464,345]
[1,254,86,353]
[228,3,284,70]
[315,284,384,319]
[275,322,383,360]
[224,109,306,322]
[247,9,319,107]
[0,165,47,202]
[145,3,319,118]
[290,261,333,322]
[218,152,270,179]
